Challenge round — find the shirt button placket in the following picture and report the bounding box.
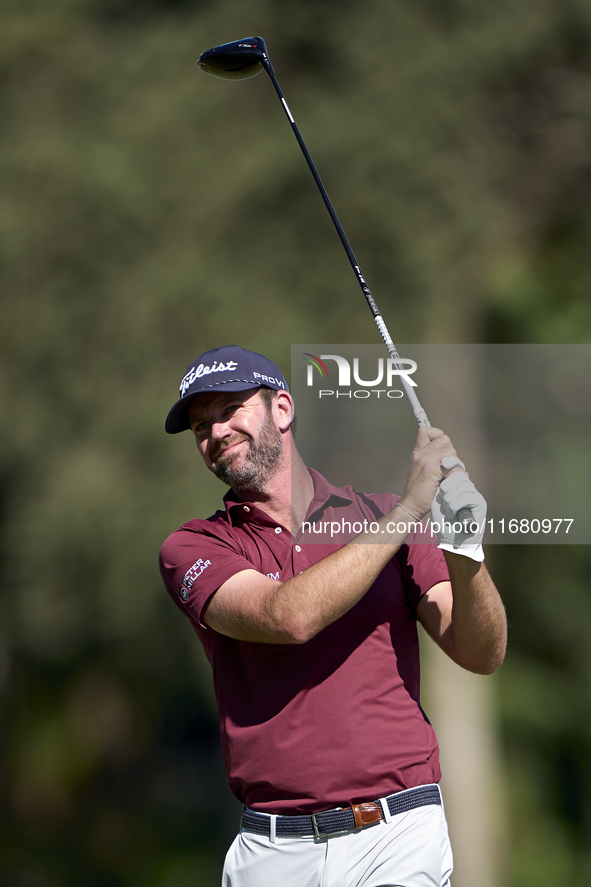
[293,543,306,574]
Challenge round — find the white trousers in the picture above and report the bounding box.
[222,790,453,887]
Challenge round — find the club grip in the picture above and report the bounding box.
[455,506,478,535]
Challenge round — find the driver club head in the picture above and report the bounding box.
[198,36,268,80]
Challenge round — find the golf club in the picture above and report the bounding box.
[198,36,476,532]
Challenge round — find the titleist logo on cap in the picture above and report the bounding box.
[165,345,289,434]
[180,361,239,396]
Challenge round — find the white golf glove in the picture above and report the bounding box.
[430,457,487,562]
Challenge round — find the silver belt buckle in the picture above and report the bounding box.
[311,806,348,840]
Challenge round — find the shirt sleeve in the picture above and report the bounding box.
[397,539,450,612]
[159,521,258,629]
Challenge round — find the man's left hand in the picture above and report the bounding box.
[431,469,487,562]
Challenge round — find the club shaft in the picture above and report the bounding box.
[261,55,430,428]
[260,53,475,531]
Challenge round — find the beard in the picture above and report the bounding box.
[210,410,283,494]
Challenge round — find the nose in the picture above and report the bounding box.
[210,417,233,440]
[204,417,239,462]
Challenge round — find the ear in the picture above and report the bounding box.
[274,391,295,432]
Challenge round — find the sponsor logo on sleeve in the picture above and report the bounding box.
[182,558,212,590]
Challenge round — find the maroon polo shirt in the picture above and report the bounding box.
[159,469,449,814]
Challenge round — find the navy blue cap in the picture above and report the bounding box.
[165,345,289,434]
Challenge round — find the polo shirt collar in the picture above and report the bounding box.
[305,467,354,519]
[221,468,354,528]
[222,489,276,528]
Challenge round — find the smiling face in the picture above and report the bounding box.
[188,387,289,494]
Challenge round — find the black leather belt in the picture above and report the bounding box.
[241,784,441,840]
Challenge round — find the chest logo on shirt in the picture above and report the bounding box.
[183,558,212,589]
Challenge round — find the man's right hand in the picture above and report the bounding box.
[398,427,460,520]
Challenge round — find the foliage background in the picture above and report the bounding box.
[1,0,591,884]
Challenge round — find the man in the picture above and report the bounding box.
[160,344,507,887]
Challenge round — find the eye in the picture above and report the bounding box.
[192,419,210,435]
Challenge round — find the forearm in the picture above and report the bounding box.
[205,427,472,645]
[272,518,404,642]
[442,552,507,674]
[204,505,415,644]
